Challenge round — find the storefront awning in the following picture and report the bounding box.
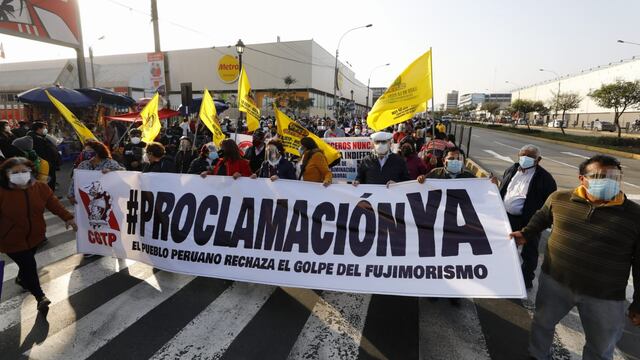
[104,108,181,122]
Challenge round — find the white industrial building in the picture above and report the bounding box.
[0,39,370,120]
[513,56,640,128]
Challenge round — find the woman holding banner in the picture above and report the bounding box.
[200,139,252,179]
[250,139,296,181]
[67,140,125,205]
[188,143,219,174]
[298,137,332,187]
[0,157,77,312]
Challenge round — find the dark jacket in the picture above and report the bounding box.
[256,158,296,180]
[244,144,266,173]
[356,153,410,185]
[0,135,24,160]
[426,167,476,179]
[188,157,213,174]
[123,142,147,171]
[175,150,197,174]
[499,163,557,221]
[28,131,60,167]
[404,153,428,180]
[142,156,177,173]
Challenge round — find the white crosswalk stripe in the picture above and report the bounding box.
[1,225,637,359]
[25,271,195,360]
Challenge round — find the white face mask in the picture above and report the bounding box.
[9,172,31,186]
[130,137,141,145]
[374,142,390,155]
[42,128,48,135]
[354,129,361,135]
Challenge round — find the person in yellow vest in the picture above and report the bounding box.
[12,136,49,183]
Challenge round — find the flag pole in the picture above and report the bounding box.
[429,47,435,137]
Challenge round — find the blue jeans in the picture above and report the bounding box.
[529,272,626,360]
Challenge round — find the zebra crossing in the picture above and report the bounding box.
[0,207,637,360]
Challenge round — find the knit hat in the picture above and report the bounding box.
[12,136,33,152]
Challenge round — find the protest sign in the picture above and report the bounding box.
[74,170,525,298]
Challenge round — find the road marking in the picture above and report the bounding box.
[0,257,135,332]
[542,157,578,169]
[151,282,275,360]
[627,194,640,200]
[3,241,76,281]
[25,271,194,360]
[561,151,589,159]
[493,141,520,150]
[288,291,372,360]
[623,181,640,189]
[482,150,514,164]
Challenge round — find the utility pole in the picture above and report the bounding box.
[151,0,171,102]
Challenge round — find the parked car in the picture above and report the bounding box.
[516,119,528,125]
[547,119,567,128]
[594,121,616,132]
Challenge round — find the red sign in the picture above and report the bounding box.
[0,0,82,48]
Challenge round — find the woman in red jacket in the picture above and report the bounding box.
[200,139,252,179]
[0,157,77,311]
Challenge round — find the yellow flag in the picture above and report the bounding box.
[367,50,433,131]
[199,89,226,147]
[274,106,341,164]
[139,93,161,143]
[45,90,97,144]
[237,66,260,132]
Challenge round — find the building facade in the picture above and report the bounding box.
[459,93,485,109]
[0,39,370,121]
[446,90,458,110]
[513,56,640,127]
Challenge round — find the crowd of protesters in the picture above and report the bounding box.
[0,112,637,360]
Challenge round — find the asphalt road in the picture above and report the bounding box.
[464,126,640,200]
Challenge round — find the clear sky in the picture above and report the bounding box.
[1,0,640,105]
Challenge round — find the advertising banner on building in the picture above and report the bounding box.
[0,0,82,48]
[323,137,372,182]
[147,52,166,95]
[74,170,526,298]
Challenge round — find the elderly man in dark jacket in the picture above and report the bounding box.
[353,131,410,186]
[500,144,557,288]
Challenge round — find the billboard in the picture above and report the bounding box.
[0,0,82,48]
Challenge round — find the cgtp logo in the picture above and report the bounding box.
[78,181,119,247]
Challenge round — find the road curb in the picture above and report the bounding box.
[465,123,640,160]
[465,159,491,178]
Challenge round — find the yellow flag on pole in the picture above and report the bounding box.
[139,93,161,143]
[274,106,341,164]
[366,50,433,131]
[199,89,226,147]
[45,90,97,144]
[237,66,260,132]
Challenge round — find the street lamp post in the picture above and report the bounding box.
[235,39,245,139]
[617,39,640,46]
[89,35,106,88]
[505,80,521,100]
[539,68,561,118]
[366,63,390,111]
[333,24,372,120]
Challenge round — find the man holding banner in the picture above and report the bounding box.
[353,131,409,187]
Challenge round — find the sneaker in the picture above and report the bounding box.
[36,296,51,311]
[15,277,28,292]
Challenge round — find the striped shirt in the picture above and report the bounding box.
[522,189,640,312]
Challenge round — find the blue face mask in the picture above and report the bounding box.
[208,152,219,161]
[519,156,536,169]
[446,159,463,174]
[586,178,620,200]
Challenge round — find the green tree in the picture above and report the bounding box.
[589,80,640,137]
[511,99,537,130]
[481,102,501,119]
[549,92,582,135]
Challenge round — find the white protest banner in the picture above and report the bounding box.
[323,137,372,182]
[74,170,525,298]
